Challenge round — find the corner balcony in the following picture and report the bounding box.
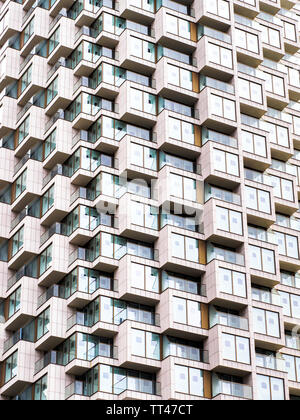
[203,198,244,249]
[208,325,252,376]
[197,86,238,135]
[201,141,241,190]
[8,217,41,271]
[35,298,67,352]
[0,47,20,92]
[117,30,156,75]
[0,2,23,47]
[158,165,203,218]
[47,16,75,65]
[37,234,69,288]
[0,94,17,137]
[14,106,45,158]
[204,259,248,309]
[0,341,35,397]
[45,67,73,116]
[40,176,70,226]
[195,0,231,31]
[20,7,50,57]
[43,119,73,170]
[117,194,159,243]
[155,110,201,159]
[158,289,209,342]
[155,57,199,105]
[17,55,47,106]
[0,148,14,189]
[233,0,260,19]
[117,135,158,182]
[117,255,160,305]
[154,8,197,54]
[117,321,161,373]
[11,160,43,213]
[119,0,155,25]
[196,35,234,82]
[118,81,157,128]
[3,276,38,331]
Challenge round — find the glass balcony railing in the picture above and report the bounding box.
[256,352,286,372]
[67,307,160,330]
[207,243,245,266]
[65,377,161,399]
[205,185,241,206]
[202,127,238,148]
[210,310,249,331]
[198,25,231,44]
[252,287,281,307]
[200,75,234,95]
[212,376,252,399]
[248,226,277,245]
[276,214,300,232]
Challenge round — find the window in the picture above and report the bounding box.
[218,267,247,298]
[166,14,193,40]
[44,129,56,159]
[257,375,284,400]
[172,233,199,263]
[46,77,58,106]
[284,354,300,383]
[10,226,24,258]
[131,329,160,360]
[253,308,280,338]
[242,130,267,157]
[238,78,263,103]
[22,18,34,47]
[236,28,259,53]
[275,232,299,259]
[167,64,193,91]
[19,65,32,95]
[41,185,54,216]
[249,245,275,274]
[213,149,239,176]
[131,263,159,293]
[16,116,30,147]
[216,206,243,235]
[261,25,281,49]
[2,351,18,385]
[211,94,236,121]
[39,244,52,276]
[170,173,197,201]
[130,143,157,170]
[168,117,196,145]
[48,27,60,55]
[245,186,271,214]
[13,169,27,201]
[175,365,204,397]
[131,201,158,230]
[280,291,300,319]
[173,296,201,327]
[34,375,48,400]
[130,36,155,62]
[130,88,156,115]
[264,122,289,148]
[7,287,21,319]
[269,175,294,202]
[222,333,250,364]
[208,42,233,68]
[36,307,50,340]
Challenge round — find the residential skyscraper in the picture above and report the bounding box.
[0,0,300,401]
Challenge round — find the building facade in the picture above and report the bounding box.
[0,0,299,401]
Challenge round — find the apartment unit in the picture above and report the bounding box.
[0,0,300,401]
